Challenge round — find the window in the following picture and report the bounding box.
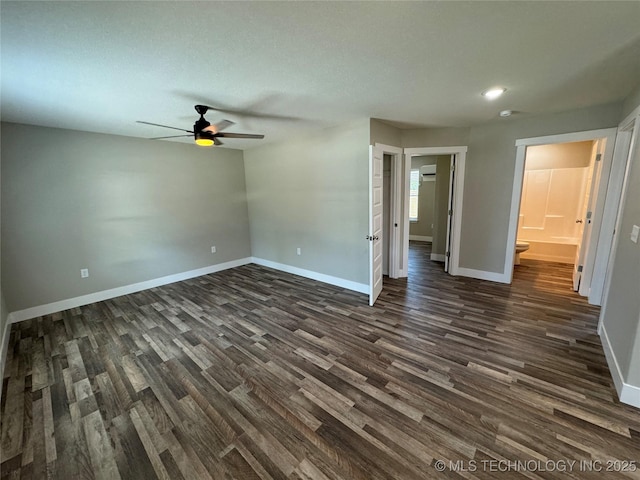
[409,169,420,221]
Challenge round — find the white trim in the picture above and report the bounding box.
[505,128,618,290]
[374,143,403,155]
[8,258,252,323]
[251,257,369,294]
[430,253,446,262]
[0,318,11,398]
[456,267,509,284]
[503,145,528,284]
[600,324,640,409]
[619,103,640,129]
[409,235,432,242]
[446,151,466,276]
[515,129,616,147]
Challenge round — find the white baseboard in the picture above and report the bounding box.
[455,267,509,284]
[0,318,11,399]
[430,253,446,262]
[409,235,432,242]
[8,257,253,323]
[251,257,369,295]
[600,324,640,409]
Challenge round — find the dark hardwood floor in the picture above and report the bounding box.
[2,241,639,479]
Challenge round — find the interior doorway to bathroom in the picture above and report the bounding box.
[517,140,601,289]
[505,128,618,305]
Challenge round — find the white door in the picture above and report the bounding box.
[444,155,455,272]
[573,140,604,291]
[369,146,384,305]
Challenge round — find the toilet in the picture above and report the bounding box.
[514,241,530,265]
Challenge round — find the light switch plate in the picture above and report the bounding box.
[631,225,640,244]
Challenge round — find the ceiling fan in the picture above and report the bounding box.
[137,105,265,146]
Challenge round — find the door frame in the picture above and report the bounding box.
[402,146,467,277]
[373,143,404,278]
[504,128,617,305]
[444,155,456,273]
[597,106,639,333]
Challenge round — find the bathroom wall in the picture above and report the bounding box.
[518,140,594,263]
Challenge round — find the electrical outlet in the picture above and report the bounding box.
[80,268,89,278]
[211,246,217,253]
[296,247,301,255]
[631,225,639,244]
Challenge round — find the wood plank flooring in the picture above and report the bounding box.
[2,241,639,479]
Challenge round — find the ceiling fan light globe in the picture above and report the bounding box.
[195,137,214,147]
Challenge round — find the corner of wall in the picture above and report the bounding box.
[600,322,640,409]
[621,83,640,120]
[0,291,10,399]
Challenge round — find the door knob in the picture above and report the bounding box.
[576,219,583,224]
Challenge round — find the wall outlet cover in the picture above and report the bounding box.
[631,225,639,244]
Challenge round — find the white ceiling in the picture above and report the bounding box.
[2,1,639,150]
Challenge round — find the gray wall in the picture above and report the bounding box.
[601,85,640,388]
[244,119,370,285]
[0,144,7,394]
[402,127,470,148]
[432,156,453,256]
[1,122,251,311]
[621,83,640,120]
[370,119,402,147]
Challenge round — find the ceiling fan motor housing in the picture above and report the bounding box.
[194,117,211,132]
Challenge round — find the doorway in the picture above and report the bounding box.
[369,144,467,305]
[403,147,466,276]
[407,154,454,271]
[369,144,403,305]
[515,140,601,290]
[505,128,618,305]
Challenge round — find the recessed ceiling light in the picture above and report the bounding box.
[499,110,512,117]
[482,87,506,100]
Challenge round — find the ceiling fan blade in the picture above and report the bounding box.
[193,101,299,122]
[137,121,193,133]
[202,119,235,134]
[213,137,224,146]
[149,135,193,140]
[217,132,265,139]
